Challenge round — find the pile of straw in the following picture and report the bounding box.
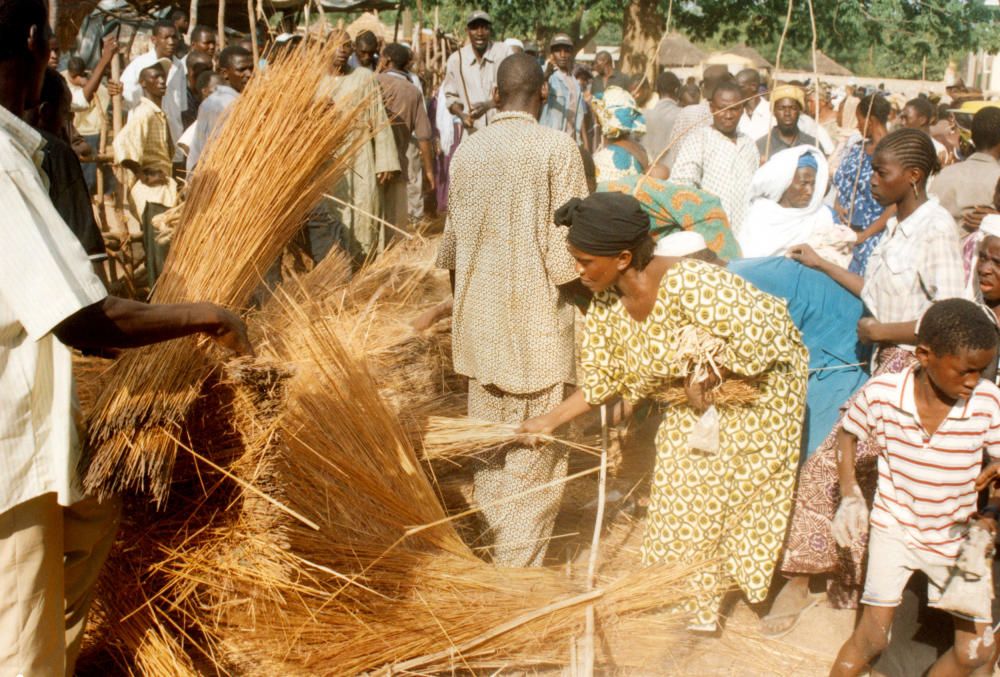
[84,38,376,503]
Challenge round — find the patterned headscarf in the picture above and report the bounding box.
[592,85,646,140]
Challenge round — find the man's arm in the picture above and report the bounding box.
[54,296,251,355]
[82,36,119,104]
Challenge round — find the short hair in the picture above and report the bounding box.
[905,96,934,123]
[736,68,760,85]
[382,42,410,70]
[702,65,734,99]
[857,93,890,125]
[195,69,223,91]
[496,52,544,101]
[711,80,742,104]
[39,66,69,108]
[0,0,47,61]
[139,62,166,80]
[656,70,680,98]
[218,45,251,69]
[355,30,378,52]
[971,106,1000,151]
[170,7,187,21]
[186,48,212,69]
[152,19,176,37]
[191,24,216,42]
[66,55,87,76]
[595,50,612,63]
[678,83,701,103]
[875,127,942,181]
[918,298,998,357]
[573,65,592,81]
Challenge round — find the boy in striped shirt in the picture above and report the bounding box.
[831,299,1000,677]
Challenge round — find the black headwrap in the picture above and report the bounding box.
[554,192,651,256]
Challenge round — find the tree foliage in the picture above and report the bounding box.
[407,0,1000,79]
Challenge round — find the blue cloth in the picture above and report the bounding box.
[833,141,885,275]
[186,85,240,172]
[539,70,586,139]
[729,257,871,458]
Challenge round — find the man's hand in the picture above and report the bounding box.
[100,35,119,63]
[140,168,168,186]
[377,171,396,185]
[460,113,475,129]
[469,101,492,120]
[423,168,436,194]
[107,81,123,97]
[200,304,253,356]
[517,413,556,446]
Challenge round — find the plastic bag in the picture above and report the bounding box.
[937,523,995,620]
[688,405,720,454]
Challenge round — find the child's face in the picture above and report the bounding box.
[919,346,997,401]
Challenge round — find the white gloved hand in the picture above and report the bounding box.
[831,495,869,548]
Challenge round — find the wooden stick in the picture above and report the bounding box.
[579,404,609,677]
[247,0,259,64]
[322,192,416,240]
[382,587,606,675]
[217,0,226,50]
[188,0,198,42]
[765,0,795,163]
[807,0,819,126]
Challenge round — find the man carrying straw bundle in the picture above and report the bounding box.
[0,3,251,671]
[520,192,808,632]
[437,53,588,567]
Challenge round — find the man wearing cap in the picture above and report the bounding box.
[120,19,186,162]
[442,11,512,132]
[756,84,818,162]
[539,33,586,147]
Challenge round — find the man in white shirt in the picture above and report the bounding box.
[0,4,251,673]
[442,10,512,132]
[670,80,760,233]
[120,19,185,159]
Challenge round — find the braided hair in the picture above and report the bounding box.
[874,127,942,186]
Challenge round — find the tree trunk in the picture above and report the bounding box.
[618,0,665,77]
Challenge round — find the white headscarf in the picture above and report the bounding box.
[981,214,1000,239]
[737,146,839,258]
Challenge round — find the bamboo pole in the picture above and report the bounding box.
[807,0,819,126]
[217,0,226,50]
[765,0,795,162]
[247,0,259,64]
[578,404,610,677]
[187,0,198,41]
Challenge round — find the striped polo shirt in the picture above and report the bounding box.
[843,366,1000,560]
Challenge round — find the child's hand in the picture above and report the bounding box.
[975,461,1000,491]
[832,494,868,548]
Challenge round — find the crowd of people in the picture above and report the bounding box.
[5,0,1000,674]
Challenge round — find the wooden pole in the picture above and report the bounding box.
[217,0,226,50]
[807,0,819,125]
[765,0,795,163]
[247,0,259,64]
[188,0,198,41]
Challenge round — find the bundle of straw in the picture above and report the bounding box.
[84,37,376,503]
[652,325,762,408]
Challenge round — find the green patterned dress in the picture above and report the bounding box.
[580,259,808,627]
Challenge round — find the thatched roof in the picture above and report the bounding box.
[657,32,705,67]
[722,44,773,69]
[814,50,853,76]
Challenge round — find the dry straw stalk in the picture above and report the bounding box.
[84,36,376,503]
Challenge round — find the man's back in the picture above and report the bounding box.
[440,112,587,393]
[642,97,680,163]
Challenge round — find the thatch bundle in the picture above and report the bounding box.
[83,37,376,504]
[651,325,762,408]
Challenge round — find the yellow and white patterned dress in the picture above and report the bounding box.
[580,259,808,627]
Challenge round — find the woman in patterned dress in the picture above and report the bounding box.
[761,128,968,636]
[520,191,808,631]
[590,86,648,182]
[833,94,894,275]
